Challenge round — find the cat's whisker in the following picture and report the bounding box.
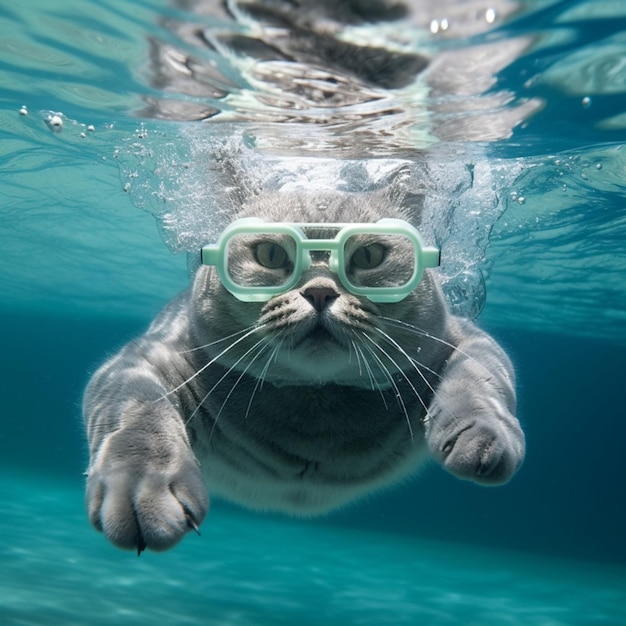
[375,326,470,436]
[374,327,443,382]
[350,331,388,405]
[163,325,264,398]
[347,338,355,368]
[178,325,263,354]
[381,316,506,394]
[198,335,274,446]
[244,333,286,420]
[362,332,430,436]
[380,316,487,373]
[359,335,413,439]
[207,338,280,444]
[405,355,443,380]
[214,340,275,422]
[350,338,364,379]
[378,330,443,383]
[185,335,271,428]
[260,335,285,391]
[376,322,490,437]
[373,327,441,425]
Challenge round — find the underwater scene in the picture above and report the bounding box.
[1,0,625,624]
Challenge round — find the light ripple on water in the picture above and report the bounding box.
[0,476,624,626]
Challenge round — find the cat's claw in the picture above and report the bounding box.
[137,532,147,557]
[186,513,201,536]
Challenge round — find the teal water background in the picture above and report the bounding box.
[1,0,626,624]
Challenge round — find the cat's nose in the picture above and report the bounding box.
[301,286,339,313]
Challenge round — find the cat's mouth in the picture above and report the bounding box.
[293,318,345,351]
[305,324,336,342]
[264,312,374,385]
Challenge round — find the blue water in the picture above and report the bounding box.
[1,0,626,624]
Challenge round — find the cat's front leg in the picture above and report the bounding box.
[426,320,525,485]
[84,361,208,553]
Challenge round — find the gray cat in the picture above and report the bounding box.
[83,189,524,553]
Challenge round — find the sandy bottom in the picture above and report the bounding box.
[0,475,623,626]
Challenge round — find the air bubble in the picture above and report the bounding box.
[19,105,28,116]
[582,96,592,108]
[429,18,449,34]
[523,76,538,89]
[485,8,497,24]
[517,196,526,205]
[45,114,63,132]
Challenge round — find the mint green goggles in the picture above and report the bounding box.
[200,218,440,303]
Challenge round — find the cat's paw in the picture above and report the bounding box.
[86,441,208,553]
[427,398,525,485]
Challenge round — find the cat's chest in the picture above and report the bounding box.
[187,368,429,466]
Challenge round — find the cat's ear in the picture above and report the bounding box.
[399,189,425,226]
[373,164,426,227]
[205,136,262,211]
[337,161,426,226]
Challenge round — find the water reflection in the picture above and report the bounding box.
[142,0,541,155]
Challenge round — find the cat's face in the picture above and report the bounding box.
[190,191,449,388]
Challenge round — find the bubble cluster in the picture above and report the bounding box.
[45,113,64,132]
[20,107,99,138]
[429,18,449,34]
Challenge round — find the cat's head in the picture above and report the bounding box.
[190,190,449,388]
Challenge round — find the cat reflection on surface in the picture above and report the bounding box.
[83,191,525,554]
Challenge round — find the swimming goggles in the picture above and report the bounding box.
[200,218,440,303]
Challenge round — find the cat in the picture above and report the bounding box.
[83,189,524,553]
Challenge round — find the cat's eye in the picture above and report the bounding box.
[351,243,385,269]
[254,241,289,269]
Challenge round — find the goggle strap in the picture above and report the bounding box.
[422,247,441,268]
[200,245,221,266]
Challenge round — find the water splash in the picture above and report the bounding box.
[117,121,523,318]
